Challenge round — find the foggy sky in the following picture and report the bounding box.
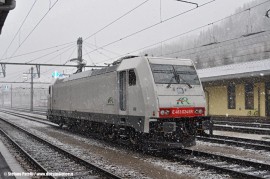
[0,0,257,87]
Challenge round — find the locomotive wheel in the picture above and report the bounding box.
[59,123,63,128]
[108,132,116,140]
[129,129,138,145]
[107,126,116,140]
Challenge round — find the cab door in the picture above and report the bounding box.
[119,71,127,115]
[48,86,52,111]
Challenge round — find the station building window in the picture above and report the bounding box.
[128,69,136,86]
[227,84,236,109]
[245,83,254,109]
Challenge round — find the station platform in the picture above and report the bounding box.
[0,140,30,179]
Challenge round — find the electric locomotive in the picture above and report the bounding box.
[47,56,210,149]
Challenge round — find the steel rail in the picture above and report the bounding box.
[197,135,270,151]
[3,108,270,178]
[213,124,270,135]
[1,107,47,117]
[1,106,46,116]
[0,117,123,179]
[214,121,270,129]
[0,109,52,126]
[4,108,270,153]
[0,128,53,178]
[167,149,270,178]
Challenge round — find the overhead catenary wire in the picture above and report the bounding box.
[7,0,60,59]
[193,49,270,66]
[163,30,270,57]
[82,46,95,66]
[0,0,148,64]
[95,30,270,65]
[0,41,75,62]
[0,0,38,61]
[84,0,151,41]
[83,0,217,57]
[2,0,270,83]
[0,43,76,81]
[6,44,76,82]
[84,43,112,59]
[95,0,270,64]
[84,41,120,56]
[25,43,76,63]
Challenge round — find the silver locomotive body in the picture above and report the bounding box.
[47,56,209,149]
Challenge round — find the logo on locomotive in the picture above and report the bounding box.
[107,97,114,105]
[176,97,190,105]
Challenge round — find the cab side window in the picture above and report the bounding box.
[129,69,136,86]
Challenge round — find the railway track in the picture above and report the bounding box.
[0,108,53,126]
[213,124,270,135]
[214,121,270,129]
[0,117,122,179]
[212,118,270,135]
[1,106,47,115]
[164,148,270,179]
[3,109,270,178]
[3,109,270,152]
[197,135,270,151]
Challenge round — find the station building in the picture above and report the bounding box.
[197,59,270,118]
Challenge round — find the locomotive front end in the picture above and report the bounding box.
[147,58,210,148]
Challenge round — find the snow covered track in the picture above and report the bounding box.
[197,135,270,151]
[160,149,270,178]
[0,117,123,179]
[212,118,270,135]
[213,124,270,135]
[2,106,47,115]
[0,108,54,126]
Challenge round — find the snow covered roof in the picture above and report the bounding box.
[197,58,270,82]
[55,65,118,83]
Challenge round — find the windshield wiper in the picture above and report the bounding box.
[177,74,192,88]
[166,75,175,88]
[166,66,192,89]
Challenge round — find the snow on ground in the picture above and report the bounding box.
[142,157,231,179]
[2,110,270,178]
[214,130,270,141]
[192,140,270,165]
[0,111,232,179]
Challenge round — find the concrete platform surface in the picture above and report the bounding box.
[0,140,30,179]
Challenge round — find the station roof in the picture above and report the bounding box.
[0,0,16,35]
[197,58,270,82]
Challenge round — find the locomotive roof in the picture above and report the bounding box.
[54,65,118,83]
[54,56,194,84]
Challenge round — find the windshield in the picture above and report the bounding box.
[150,64,200,85]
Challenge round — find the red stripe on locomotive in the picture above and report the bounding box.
[159,107,205,118]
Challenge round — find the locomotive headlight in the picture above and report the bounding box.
[160,110,165,115]
[195,108,204,114]
[165,110,170,115]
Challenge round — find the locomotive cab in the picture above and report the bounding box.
[146,58,210,148]
[117,56,210,148]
